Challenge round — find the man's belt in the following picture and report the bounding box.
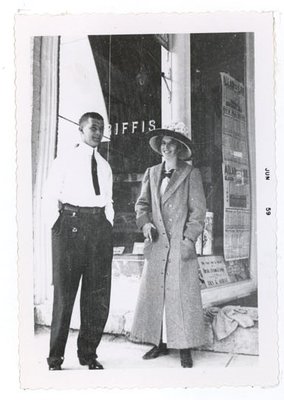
[60,203,105,215]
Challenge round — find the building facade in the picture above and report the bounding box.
[32,33,256,334]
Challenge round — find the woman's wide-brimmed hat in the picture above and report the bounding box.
[148,122,193,161]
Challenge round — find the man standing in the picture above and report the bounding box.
[43,112,114,371]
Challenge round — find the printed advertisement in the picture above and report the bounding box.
[221,73,251,261]
[198,256,231,288]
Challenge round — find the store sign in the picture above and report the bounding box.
[132,242,145,255]
[113,246,125,255]
[198,256,231,288]
[107,119,156,135]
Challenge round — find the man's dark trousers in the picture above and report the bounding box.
[47,207,113,368]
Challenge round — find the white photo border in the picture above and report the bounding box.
[15,11,277,388]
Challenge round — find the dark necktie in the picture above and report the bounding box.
[91,152,100,195]
[161,169,175,180]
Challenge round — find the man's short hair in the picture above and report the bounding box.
[78,112,104,130]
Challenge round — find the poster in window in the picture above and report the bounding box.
[220,73,251,261]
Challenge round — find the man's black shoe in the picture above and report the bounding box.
[88,360,104,370]
[180,349,193,368]
[143,343,169,360]
[48,365,62,371]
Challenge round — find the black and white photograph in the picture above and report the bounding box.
[15,12,278,388]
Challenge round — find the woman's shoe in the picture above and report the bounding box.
[180,349,193,368]
[143,343,169,360]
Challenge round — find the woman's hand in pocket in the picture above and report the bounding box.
[181,237,196,260]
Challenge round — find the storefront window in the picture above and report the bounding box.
[191,33,252,289]
[89,35,162,252]
[87,32,254,294]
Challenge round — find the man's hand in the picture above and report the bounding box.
[142,222,157,242]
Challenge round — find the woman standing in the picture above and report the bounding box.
[130,125,206,368]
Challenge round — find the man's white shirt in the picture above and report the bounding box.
[42,142,114,229]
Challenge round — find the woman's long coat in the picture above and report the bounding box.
[130,160,206,349]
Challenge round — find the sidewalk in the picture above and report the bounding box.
[35,326,258,370]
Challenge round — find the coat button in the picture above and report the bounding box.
[72,227,78,233]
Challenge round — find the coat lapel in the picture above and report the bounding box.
[161,161,192,204]
[152,163,164,204]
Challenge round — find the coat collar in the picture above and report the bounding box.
[153,160,193,205]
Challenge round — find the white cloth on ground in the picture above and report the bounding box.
[211,306,256,340]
